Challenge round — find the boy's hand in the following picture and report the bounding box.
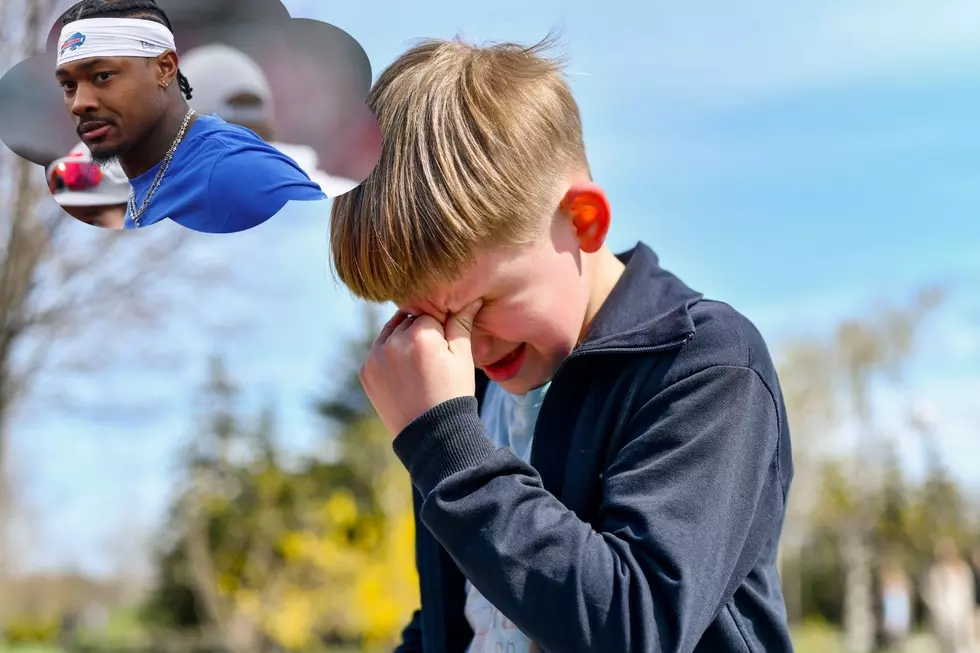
[360,299,483,436]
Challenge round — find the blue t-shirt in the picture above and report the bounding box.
[124,114,327,233]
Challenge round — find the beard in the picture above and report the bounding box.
[90,150,120,168]
[83,134,126,168]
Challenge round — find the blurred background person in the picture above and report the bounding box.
[46,141,129,229]
[879,561,912,651]
[922,538,977,653]
[179,43,363,197]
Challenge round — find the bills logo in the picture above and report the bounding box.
[60,32,86,55]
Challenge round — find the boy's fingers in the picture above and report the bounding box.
[446,299,483,350]
[375,311,411,346]
[392,313,417,335]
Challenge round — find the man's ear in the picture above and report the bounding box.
[155,51,179,89]
[560,182,611,254]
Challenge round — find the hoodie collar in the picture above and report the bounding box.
[577,242,703,353]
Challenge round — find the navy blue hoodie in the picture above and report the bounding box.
[391,243,795,653]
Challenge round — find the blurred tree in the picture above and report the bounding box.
[777,338,839,623]
[144,356,303,652]
[313,305,378,431]
[775,287,947,638]
[872,439,914,566]
[805,459,855,624]
[834,287,944,653]
[907,407,971,555]
[299,304,420,647]
[803,445,980,635]
[238,305,419,648]
[0,0,55,611]
[145,308,419,650]
[0,0,224,621]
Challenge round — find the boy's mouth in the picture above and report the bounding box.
[483,343,527,383]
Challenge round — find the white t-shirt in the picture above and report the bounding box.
[464,381,550,653]
[271,141,361,198]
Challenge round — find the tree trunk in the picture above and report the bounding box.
[185,504,259,653]
[841,525,875,653]
[779,544,803,625]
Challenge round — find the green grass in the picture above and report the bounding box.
[792,622,844,653]
[100,608,144,644]
[790,623,939,653]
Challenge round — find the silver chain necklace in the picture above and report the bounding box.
[129,108,196,227]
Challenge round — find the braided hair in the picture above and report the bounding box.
[61,0,193,99]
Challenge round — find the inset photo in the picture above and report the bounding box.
[0,0,380,233]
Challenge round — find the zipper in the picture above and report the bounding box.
[530,332,695,460]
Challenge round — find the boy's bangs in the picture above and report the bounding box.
[330,35,586,305]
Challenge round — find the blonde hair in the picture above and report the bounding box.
[330,33,589,305]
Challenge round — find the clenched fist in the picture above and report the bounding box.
[360,299,483,436]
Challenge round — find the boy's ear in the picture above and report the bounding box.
[560,183,610,254]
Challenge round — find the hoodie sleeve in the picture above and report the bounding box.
[392,364,784,653]
[392,609,424,653]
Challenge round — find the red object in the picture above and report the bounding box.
[48,160,103,194]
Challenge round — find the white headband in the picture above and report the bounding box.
[57,17,176,68]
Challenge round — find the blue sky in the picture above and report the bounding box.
[7,0,980,576]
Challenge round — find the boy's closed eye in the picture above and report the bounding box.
[401,297,491,325]
[472,300,493,327]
